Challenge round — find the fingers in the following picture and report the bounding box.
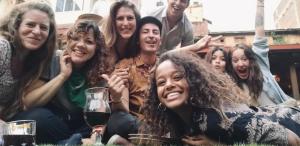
[112,68,129,85]
[194,35,212,50]
[59,50,72,78]
[60,50,72,66]
[101,74,110,82]
[211,35,223,41]
[200,35,212,44]
[208,35,224,48]
[101,74,126,99]
[109,74,124,86]
[114,71,129,84]
[102,74,124,87]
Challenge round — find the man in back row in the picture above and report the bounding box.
[148,0,194,54]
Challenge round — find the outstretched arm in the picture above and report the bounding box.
[175,35,223,53]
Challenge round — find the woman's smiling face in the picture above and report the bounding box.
[155,60,189,110]
[67,28,96,68]
[115,6,136,40]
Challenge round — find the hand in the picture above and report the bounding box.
[81,126,105,145]
[101,74,126,102]
[111,68,129,86]
[194,35,224,53]
[182,135,218,146]
[59,50,72,79]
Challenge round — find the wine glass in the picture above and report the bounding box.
[3,120,36,146]
[84,87,111,145]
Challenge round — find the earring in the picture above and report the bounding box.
[157,103,166,112]
[190,96,197,105]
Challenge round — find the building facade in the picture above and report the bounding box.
[273,0,300,29]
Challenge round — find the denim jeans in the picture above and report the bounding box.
[102,110,139,144]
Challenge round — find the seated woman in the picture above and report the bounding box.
[0,1,56,121]
[22,21,112,144]
[141,50,300,146]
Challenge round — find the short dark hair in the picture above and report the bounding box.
[135,16,162,55]
[137,16,162,33]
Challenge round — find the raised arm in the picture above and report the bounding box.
[252,0,270,69]
[255,0,265,37]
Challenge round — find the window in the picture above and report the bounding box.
[56,0,83,12]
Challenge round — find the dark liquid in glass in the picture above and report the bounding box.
[3,134,35,146]
[84,112,110,127]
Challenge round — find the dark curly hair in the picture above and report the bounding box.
[227,44,263,100]
[141,51,250,138]
[66,21,113,87]
[205,47,229,73]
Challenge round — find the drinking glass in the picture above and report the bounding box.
[2,120,36,146]
[84,87,111,145]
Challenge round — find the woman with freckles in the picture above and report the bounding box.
[20,21,112,144]
[141,50,300,146]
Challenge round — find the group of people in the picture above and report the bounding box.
[1,0,300,145]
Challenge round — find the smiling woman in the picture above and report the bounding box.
[18,9,50,50]
[101,0,141,64]
[0,1,56,121]
[141,50,300,146]
[16,20,113,144]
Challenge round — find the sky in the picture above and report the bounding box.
[202,0,281,32]
[141,0,281,32]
